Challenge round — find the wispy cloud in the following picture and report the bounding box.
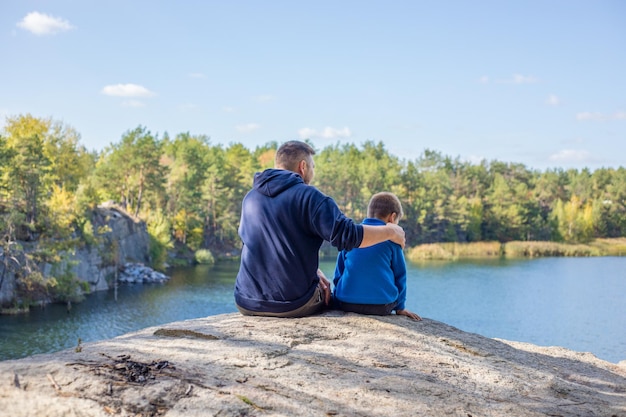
[17,11,74,35]
[576,111,626,121]
[548,149,595,163]
[101,84,156,98]
[298,128,317,139]
[223,106,235,113]
[546,94,561,106]
[494,74,539,84]
[466,154,486,165]
[236,123,261,133]
[188,72,206,79]
[511,74,538,84]
[298,126,352,140]
[479,74,538,84]
[253,95,276,103]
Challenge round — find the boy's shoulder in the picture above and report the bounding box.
[361,218,386,226]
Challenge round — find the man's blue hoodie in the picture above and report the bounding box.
[235,169,364,313]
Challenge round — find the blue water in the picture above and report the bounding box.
[396,257,625,363]
[1,257,624,363]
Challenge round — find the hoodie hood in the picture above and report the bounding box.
[253,169,304,197]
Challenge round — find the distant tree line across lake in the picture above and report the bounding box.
[2,114,626,276]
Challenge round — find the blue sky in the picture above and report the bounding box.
[1,1,625,171]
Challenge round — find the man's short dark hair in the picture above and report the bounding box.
[367,192,403,220]
[275,140,316,172]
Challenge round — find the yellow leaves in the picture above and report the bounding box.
[553,195,595,243]
[45,184,77,237]
[3,113,51,147]
[257,148,276,170]
[172,209,203,250]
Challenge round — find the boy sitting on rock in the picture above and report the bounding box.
[332,192,422,321]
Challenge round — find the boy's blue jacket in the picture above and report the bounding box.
[235,169,364,313]
[333,218,407,310]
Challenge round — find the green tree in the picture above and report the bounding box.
[93,126,167,217]
[1,115,52,227]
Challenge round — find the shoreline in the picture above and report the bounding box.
[405,237,626,261]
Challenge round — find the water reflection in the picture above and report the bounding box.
[0,262,239,361]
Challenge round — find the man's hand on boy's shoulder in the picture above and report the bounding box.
[396,309,422,321]
[386,223,406,248]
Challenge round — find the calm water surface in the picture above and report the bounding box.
[1,257,624,363]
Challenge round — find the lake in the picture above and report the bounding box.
[1,257,624,363]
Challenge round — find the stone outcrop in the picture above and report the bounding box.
[117,263,169,284]
[0,203,155,307]
[70,203,152,292]
[1,312,624,416]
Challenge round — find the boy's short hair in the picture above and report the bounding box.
[367,192,403,220]
[275,140,315,172]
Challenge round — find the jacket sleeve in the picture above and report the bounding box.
[310,195,364,251]
[333,250,347,287]
[392,245,408,310]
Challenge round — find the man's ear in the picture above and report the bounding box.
[297,159,306,176]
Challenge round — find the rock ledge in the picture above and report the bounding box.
[1,312,624,416]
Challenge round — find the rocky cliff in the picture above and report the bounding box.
[70,203,152,292]
[1,312,624,416]
[0,203,152,306]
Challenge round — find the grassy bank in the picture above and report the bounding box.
[406,237,626,262]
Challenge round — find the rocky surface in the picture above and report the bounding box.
[0,204,154,306]
[1,312,624,417]
[118,263,169,284]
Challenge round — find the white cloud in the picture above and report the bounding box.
[253,95,276,103]
[188,72,206,79]
[546,94,560,106]
[298,126,352,140]
[495,74,538,84]
[222,106,235,113]
[478,76,489,84]
[17,11,74,35]
[576,112,604,121]
[101,84,156,98]
[297,128,318,139]
[512,74,538,84]
[321,126,351,139]
[236,123,260,133]
[466,154,486,165]
[548,149,593,163]
[576,111,626,121]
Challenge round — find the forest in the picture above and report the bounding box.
[1,114,626,291]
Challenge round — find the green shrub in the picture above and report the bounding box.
[407,243,454,261]
[406,241,503,262]
[589,237,626,256]
[503,241,600,258]
[48,261,85,303]
[195,249,215,265]
[147,211,173,271]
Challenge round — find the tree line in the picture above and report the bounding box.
[2,114,626,276]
